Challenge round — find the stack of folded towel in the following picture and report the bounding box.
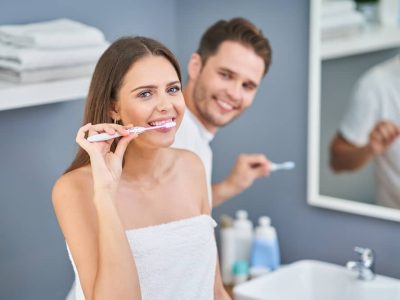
[321,0,366,40]
[0,18,109,83]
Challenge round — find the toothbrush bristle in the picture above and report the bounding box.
[284,162,295,169]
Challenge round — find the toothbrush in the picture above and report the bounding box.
[87,121,176,142]
[270,161,295,172]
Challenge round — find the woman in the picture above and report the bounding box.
[52,37,229,300]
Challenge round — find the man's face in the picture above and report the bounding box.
[191,40,265,132]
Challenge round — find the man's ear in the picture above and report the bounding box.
[187,53,203,81]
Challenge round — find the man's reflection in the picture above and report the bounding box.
[330,55,400,209]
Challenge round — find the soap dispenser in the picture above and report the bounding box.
[233,210,253,262]
[250,216,280,271]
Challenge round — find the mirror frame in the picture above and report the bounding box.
[307,0,400,222]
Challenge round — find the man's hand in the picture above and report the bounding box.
[227,154,270,193]
[330,120,400,172]
[212,154,270,207]
[367,120,400,155]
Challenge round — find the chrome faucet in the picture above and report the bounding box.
[346,247,375,280]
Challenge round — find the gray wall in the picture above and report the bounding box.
[1,1,400,299]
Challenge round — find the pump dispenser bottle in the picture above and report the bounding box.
[220,215,235,284]
[233,210,253,262]
[250,216,280,271]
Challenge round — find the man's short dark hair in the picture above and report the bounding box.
[197,17,272,76]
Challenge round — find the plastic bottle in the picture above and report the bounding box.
[219,215,235,285]
[249,266,270,279]
[233,210,253,263]
[232,260,249,286]
[250,216,280,271]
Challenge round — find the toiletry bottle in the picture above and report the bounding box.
[249,266,270,279]
[219,214,235,285]
[232,260,249,286]
[250,216,280,271]
[233,210,253,263]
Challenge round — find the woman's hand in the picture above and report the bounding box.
[76,123,138,193]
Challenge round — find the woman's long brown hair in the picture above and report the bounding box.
[65,36,182,174]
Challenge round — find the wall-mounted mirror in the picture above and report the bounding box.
[308,0,400,222]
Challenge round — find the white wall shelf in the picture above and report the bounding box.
[0,77,90,111]
[321,25,400,60]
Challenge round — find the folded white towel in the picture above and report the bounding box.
[0,18,106,49]
[321,25,362,40]
[321,0,356,18]
[0,42,108,71]
[321,10,365,39]
[0,63,96,83]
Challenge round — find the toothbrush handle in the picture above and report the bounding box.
[270,161,295,172]
[270,163,278,172]
[87,126,146,142]
[87,132,121,142]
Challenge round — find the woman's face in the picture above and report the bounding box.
[114,55,185,148]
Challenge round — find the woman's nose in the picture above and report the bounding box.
[156,96,172,112]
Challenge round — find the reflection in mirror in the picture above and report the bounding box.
[308,0,400,221]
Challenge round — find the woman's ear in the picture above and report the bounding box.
[109,102,120,122]
[187,53,203,81]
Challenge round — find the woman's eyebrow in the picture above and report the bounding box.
[130,79,181,93]
[130,85,157,93]
[166,81,181,86]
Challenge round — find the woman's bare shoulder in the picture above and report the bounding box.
[170,148,206,180]
[172,148,204,168]
[170,149,209,212]
[52,165,93,207]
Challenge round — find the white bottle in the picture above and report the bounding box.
[250,216,280,271]
[232,260,249,286]
[219,215,235,285]
[233,210,253,263]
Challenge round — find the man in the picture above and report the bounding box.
[173,18,273,207]
[330,55,400,208]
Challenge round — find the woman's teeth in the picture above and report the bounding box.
[149,119,173,126]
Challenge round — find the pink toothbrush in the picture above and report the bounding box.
[87,121,176,142]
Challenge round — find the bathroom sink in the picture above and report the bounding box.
[233,260,400,300]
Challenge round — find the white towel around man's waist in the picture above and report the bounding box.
[0,42,108,71]
[0,19,106,49]
[0,63,96,83]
